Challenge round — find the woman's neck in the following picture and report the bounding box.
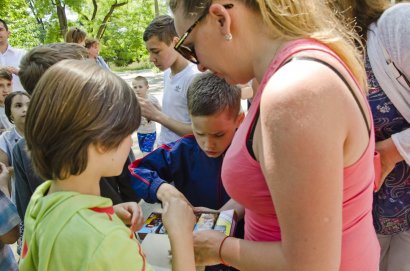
[252,38,287,83]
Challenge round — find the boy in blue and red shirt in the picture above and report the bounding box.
[129,72,244,210]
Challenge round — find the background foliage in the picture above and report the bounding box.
[0,0,167,68]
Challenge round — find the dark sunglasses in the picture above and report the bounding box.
[174,4,234,64]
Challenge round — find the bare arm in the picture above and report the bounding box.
[0,149,10,167]
[139,97,192,137]
[0,164,19,244]
[194,61,362,270]
[0,224,19,244]
[375,138,403,190]
[162,198,196,271]
[0,159,10,197]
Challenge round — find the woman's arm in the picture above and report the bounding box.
[194,60,363,270]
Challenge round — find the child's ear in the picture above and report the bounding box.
[236,111,245,127]
[93,143,108,154]
[172,36,179,47]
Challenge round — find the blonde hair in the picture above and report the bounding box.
[170,0,366,88]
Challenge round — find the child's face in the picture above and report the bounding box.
[192,108,244,158]
[88,43,99,59]
[10,94,30,126]
[132,80,149,98]
[145,35,179,71]
[0,78,12,104]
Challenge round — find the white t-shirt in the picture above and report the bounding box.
[138,94,160,134]
[159,63,199,145]
[0,45,26,92]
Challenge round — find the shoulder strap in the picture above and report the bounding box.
[246,56,370,160]
[292,56,370,135]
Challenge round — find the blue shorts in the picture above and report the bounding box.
[137,132,156,152]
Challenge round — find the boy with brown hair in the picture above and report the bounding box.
[129,72,244,210]
[19,60,196,271]
[141,15,199,145]
[14,43,139,221]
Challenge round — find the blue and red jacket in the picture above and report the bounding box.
[128,135,229,209]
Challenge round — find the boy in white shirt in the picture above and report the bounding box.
[132,76,161,154]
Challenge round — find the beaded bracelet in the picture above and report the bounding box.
[219,235,231,266]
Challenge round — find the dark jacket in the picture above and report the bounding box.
[128,135,229,209]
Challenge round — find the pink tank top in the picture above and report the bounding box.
[222,39,379,271]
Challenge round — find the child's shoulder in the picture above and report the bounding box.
[56,206,135,247]
[147,94,159,103]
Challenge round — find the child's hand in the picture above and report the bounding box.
[157,183,192,207]
[113,202,144,232]
[138,97,162,122]
[162,198,195,238]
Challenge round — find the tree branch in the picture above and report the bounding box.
[91,0,98,21]
[96,0,127,39]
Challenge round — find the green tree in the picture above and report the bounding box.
[1,0,163,68]
[0,0,41,49]
[100,0,154,66]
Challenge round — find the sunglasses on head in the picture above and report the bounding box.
[174,3,234,64]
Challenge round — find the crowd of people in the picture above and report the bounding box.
[0,0,409,271]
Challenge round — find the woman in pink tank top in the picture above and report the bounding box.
[169,1,380,270]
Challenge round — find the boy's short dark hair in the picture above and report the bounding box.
[143,15,178,45]
[133,76,148,86]
[5,91,30,123]
[84,38,99,49]
[19,43,88,94]
[26,60,141,181]
[65,27,87,44]
[0,68,12,81]
[0,19,8,31]
[187,72,241,119]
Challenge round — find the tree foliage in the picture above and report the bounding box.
[0,0,168,67]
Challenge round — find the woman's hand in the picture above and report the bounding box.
[375,138,403,191]
[113,202,144,232]
[193,230,227,266]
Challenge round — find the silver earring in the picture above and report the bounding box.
[224,33,232,41]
